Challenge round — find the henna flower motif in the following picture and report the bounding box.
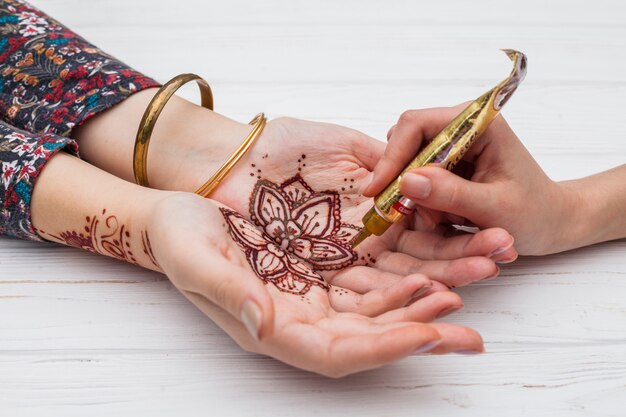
[249,175,358,271]
[221,208,329,295]
[56,230,95,253]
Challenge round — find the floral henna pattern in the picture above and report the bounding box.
[141,230,159,268]
[249,175,359,270]
[220,207,329,295]
[220,173,361,295]
[38,209,154,266]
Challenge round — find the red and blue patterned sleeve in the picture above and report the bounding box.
[0,0,162,240]
[0,0,161,136]
[0,121,77,240]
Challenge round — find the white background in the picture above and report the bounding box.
[1,0,625,415]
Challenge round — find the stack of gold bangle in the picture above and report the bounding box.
[133,73,266,197]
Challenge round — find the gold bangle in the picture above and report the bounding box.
[133,73,214,187]
[195,112,266,197]
[133,73,266,198]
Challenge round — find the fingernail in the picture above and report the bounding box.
[436,305,462,319]
[413,339,442,354]
[240,300,262,341]
[410,283,433,300]
[490,246,510,257]
[455,349,484,355]
[489,237,514,257]
[483,266,501,281]
[496,255,518,264]
[402,173,431,199]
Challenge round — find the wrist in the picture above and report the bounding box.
[142,95,253,192]
[550,177,608,253]
[555,167,626,251]
[546,180,586,253]
[74,88,251,192]
[32,152,174,272]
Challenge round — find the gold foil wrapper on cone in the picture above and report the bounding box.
[353,49,527,248]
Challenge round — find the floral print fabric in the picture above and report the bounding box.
[0,0,160,136]
[0,0,161,240]
[0,121,76,240]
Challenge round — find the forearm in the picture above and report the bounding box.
[559,164,626,251]
[31,152,169,272]
[72,89,252,192]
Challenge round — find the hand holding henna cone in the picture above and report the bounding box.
[354,50,527,248]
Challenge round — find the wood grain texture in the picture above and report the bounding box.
[1,0,625,415]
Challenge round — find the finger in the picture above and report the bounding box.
[430,280,451,293]
[364,106,462,197]
[395,226,514,260]
[323,323,443,377]
[261,319,443,377]
[325,266,403,293]
[170,249,275,341]
[400,165,494,221]
[428,323,485,354]
[329,274,433,316]
[375,291,464,323]
[412,206,442,231]
[417,257,500,288]
[348,129,386,171]
[386,124,396,141]
[491,246,519,264]
[374,251,499,287]
[315,312,433,335]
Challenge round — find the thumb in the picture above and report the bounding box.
[170,250,275,342]
[400,166,492,222]
[363,106,464,197]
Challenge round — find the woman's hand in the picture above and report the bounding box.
[31,153,483,377]
[365,105,626,256]
[148,193,484,377]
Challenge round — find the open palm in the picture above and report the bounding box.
[148,194,484,377]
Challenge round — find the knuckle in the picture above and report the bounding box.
[438,290,463,306]
[210,275,234,309]
[322,362,347,379]
[386,124,396,140]
[327,369,346,379]
[446,181,465,208]
[398,109,419,124]
[238,339,261,354]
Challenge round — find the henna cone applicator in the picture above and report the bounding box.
[352,49,527,249]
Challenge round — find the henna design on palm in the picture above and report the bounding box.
[221,171,361,295]
[221,207,329,295]
[250,174,359,270]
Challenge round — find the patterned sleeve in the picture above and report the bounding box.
[0,0,162,241]
[0,120,77,240]
[0,0,161,137]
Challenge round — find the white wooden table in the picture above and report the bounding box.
[2,1,625,415]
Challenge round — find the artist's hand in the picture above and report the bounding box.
[207,117,512,291]
[365,105,573,256]
[148,193,484,377]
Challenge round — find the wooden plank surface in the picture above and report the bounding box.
[1,0,625,415]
